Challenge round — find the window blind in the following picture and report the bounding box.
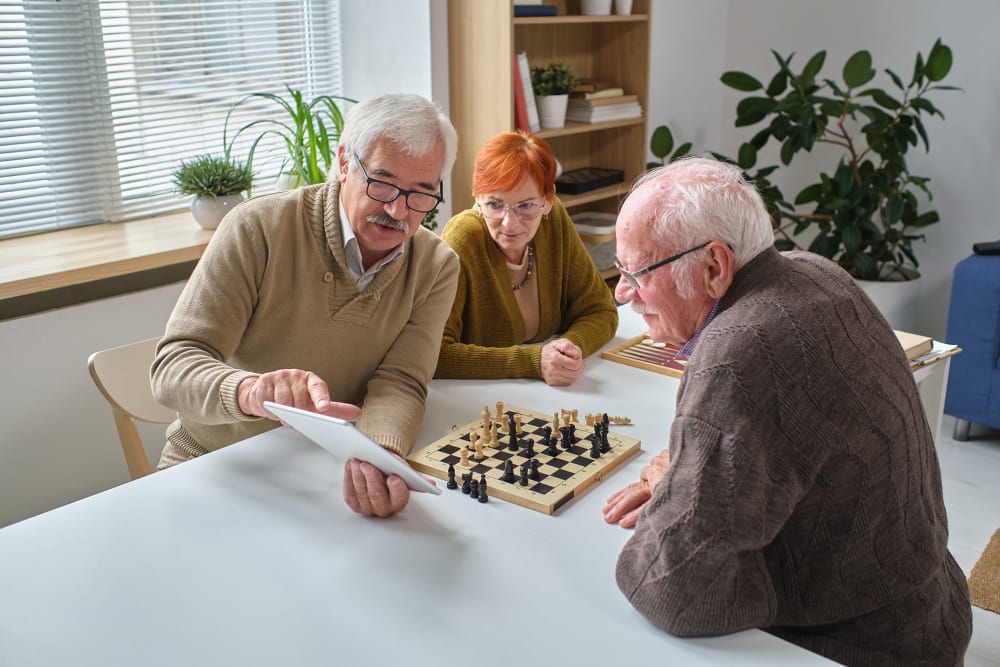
[0,0,342,238]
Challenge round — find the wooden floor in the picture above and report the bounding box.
[936,415,1000,666]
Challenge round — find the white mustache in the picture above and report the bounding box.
[368,214,409,233]
[630,302,657,316]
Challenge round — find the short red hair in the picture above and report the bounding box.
[471,131,556,199]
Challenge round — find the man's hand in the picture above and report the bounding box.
[602,449,670,528]
[238,369,362,422]
[343,453,434,518]
[540,338,585,386]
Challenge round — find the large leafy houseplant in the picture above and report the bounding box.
[223,85,355,192]
[650,39,956,281]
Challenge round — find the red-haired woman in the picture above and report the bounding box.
[435,132,617,386]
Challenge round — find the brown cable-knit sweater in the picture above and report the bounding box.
[617,249,972,666]
[435,198,618,378]
[151,181,459,457]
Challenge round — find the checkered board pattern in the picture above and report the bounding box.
[601,332,686,378]
[407,405,641,515]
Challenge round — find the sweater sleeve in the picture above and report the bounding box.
[356,238,460,455]
[151,206,264,424]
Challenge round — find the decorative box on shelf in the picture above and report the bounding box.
[555,167,625,195]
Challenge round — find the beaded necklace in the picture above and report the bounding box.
[512,242,536,291]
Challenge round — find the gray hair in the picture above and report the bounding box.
[338,94,458,182]
[629,156,774,297]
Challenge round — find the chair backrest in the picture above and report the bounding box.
[87,337,176,480]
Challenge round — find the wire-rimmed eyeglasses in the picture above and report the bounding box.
[353,155,443,213]
[614,241,711,291]
[477,198,545,221]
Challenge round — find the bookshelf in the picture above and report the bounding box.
[447,0,650,225]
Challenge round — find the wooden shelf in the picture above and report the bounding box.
[536,116,645,140]
[0,211,212,301]
[513,14,649,26]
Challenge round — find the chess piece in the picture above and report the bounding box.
[523,438,535,460]
[501,459,515,483]
[568,423,577,444]
[561,426,572,451]
[544,433,559,457]
[491,422,499,444]
[514,414,523,435]
[599,423,611,453]
[519,462,529,486]
[446,463,458,490]
[590,436,601,459]
[461,473,471,494]
[470,478,479,500]
[495,401,504,421]
[459,444,470,468]
[529,458,540,481]
[571,409,578,423]
[507,415,519,451]
[478,474,489,503]
[475,438,485,460]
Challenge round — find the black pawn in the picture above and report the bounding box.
[590,436,601,459]
[544,434,559,456]
[446,463,458,490]
[470,478,479,500]
[529,458,540,481]
[523,438,535,459]
[501,459,515,483]
[519,462,529,486]
[478,474,489,503]
[461,473,471,494]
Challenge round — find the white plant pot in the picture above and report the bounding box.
[614,0,633,14]
[191,194,244,230]
[535,94,569,130]
[580,0,613,15]
[856,271,923,333]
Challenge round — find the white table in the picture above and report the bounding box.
[0,308,839,666]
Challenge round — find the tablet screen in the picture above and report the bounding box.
[263,401,440,495]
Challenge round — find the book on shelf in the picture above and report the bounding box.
[894,330,934,361]
[570,87,625,101]
[512,53,530,131]
[513,0,542,4]
[572,79,615,93]
[515,51,540,132]
[513,4,558,16]
[565,102,642,123]
[567,94,638,108]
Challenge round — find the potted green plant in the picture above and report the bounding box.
[530,62,579,129]
[223,85,355,191]
[648,39,956,329]
[172,153,253,230]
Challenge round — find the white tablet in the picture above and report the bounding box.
[263,401,440,495]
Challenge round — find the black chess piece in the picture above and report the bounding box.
[470,478,479,500]
[523,438,535,460]
[507,414,519,451]
[519,462,529,486]
[446,463,458,490]
[461,473,471,494]
[478,474,489,503]
[599,423,611,453]
[501,459,515,483]
[543,433,559,456]
[529,458,540,481]
[590,437,601,459]
[568,423,578,444]
[560,426,572,451]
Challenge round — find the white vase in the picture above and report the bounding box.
[856,271,923,333]
[614,0,633,14]
[580,0,613,15]
[535,94,569,130]
[191,194,244,230]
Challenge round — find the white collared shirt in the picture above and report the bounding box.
[339,199,404,291]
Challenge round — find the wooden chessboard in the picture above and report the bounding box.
[601,332,686,378]
[407,405,641,515]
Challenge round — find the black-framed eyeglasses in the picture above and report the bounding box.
[614,241,711,291]
[353,155,443,213]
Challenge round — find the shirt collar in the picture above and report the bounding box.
[338,198,405,288]
[676,298,721,360]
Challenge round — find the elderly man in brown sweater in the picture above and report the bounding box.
[603,157,972,665]
[152,94,459,518]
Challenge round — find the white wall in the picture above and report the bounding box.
[648,0,1000,339]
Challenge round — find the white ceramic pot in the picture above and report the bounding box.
[856,270,922,333]
[191,194,244,230]
[580,0,613,15]
[535,93,569,130]
[615,0,633,14]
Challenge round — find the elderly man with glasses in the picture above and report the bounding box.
[152,94,459,518]
[603,156,971,665]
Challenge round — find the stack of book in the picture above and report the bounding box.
[566,80,642,123]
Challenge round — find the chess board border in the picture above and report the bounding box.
[601,332,685,378]
[407,405,641,515]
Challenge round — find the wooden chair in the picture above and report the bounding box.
[87,337,176,480]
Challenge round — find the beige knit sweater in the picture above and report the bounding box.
[151,181,459,456]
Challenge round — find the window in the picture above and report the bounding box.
[0,0,342,238]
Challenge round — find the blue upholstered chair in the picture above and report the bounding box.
[944,253,1000,439]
